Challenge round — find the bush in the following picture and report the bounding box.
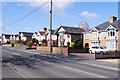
[73,39,83,49]
[41,39,47,46]
[70,42,74,47]
[26,41,32,47]
[21,40,27,45]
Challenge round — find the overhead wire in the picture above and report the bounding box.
[3,2,48,27]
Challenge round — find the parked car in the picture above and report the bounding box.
[89,46,108,54]
[31,44,38,49]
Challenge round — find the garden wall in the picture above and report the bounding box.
[68,47,89,53]
[37,47,69,56]
[95,53,120,59]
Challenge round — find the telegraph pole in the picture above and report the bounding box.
[50,0,52,53]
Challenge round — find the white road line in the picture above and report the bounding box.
[76,61,118,72]
[42,60,108,78]
[2,50,21,56]
[8,64,26,78]
[64,66,107,78]
[2,47,118,78]
[7,48,118,72]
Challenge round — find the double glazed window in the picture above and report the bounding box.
[108,29,115,37]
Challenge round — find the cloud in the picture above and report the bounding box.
[80,11,101,20]
[23,0,74,11]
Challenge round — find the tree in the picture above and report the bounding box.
[78,22,90,31]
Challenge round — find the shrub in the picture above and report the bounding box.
[73,39,83,49]
[70,42,74,47]
[26,41,32,47]
[41,39,47,46]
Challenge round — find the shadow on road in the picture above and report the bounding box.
[2,53,91,69]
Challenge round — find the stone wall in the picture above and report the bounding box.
[37,46,69,56]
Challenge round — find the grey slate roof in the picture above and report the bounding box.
[95,20,120,30]
[20,32,33,37]
[48,30,55,35]
[54,26,85,34]
[2,34,13,39]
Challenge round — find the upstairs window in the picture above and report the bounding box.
[108,29,115,36]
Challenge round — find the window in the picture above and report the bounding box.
[107,40,116,50]
[92,32,98,38]
[100,47,104,49]
[67,34,70,38]
[108,29,115,36]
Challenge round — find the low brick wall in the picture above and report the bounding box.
[37,46,69,56]
[14,44,27,50]
[37,46,50,52]
[95,53,120,59]
[68,47,89,53]
[53,47,68,56]
[2,44,11,47]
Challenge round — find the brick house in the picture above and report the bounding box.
[83,16,120,51]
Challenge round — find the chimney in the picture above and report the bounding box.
[109,16,117,23]
[44,28,47,32]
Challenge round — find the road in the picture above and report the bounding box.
[1,47,119,79]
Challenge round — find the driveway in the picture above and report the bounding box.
[70,53,95,60]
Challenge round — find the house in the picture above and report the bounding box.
[32,28,57,45]
[19,32,33,41]
[45,29,57,46]
[32,31,46,44]
[83,16,120,51]
[2,34,15,43]
[54,26,85,47]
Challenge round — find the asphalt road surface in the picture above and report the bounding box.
[1,47,119,78]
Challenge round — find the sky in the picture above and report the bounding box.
[1,1,119,34]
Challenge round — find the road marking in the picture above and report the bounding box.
[2,48,118,78]
[76,61,118,72]
[63,66,107,78]
[2,49,21,56]
[7,48,118,72]
[3,48,118,71]
[42,60,108,78]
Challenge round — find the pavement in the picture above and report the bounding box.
[1,47,119,78]
[97,59,119,64]
[70,53,119,64]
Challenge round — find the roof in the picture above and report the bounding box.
[2,34,13,39]
[54,26,85,34]
[95,20,120,30]
[47,30,55,35]
[20,32,33,37]
[38,31,46,35]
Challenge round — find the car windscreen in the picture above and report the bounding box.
[100,47,104,49]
